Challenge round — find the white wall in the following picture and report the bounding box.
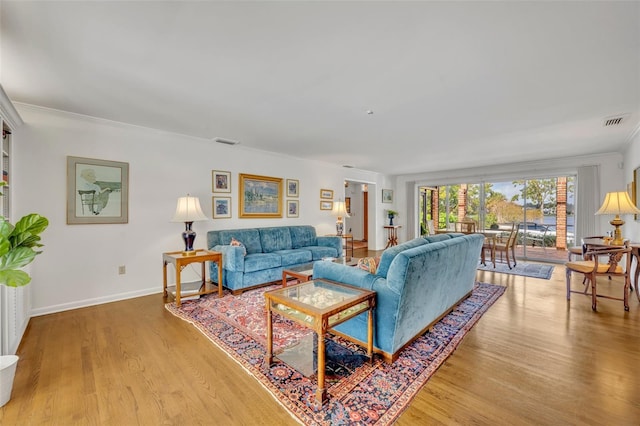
[623,127,640,241]
[13,105,384,315]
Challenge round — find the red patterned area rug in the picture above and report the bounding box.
[165,282,505,425]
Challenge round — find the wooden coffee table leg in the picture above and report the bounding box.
[265,299,274,367]
[315,330,327,405]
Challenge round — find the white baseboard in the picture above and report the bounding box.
[30,287,162,317]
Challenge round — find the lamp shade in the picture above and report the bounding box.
[595,191,640,216]
[332,199,350,218]
[171,195,208,222]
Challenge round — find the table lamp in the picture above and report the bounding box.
[172,194,208,255]
[595,191,640,245]
[332,199,350,235]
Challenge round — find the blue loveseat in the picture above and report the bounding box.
[313,233,484,363]
[207,225,342,293]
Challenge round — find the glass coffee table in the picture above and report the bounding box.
[281,258,358,287]
[264,279,375,406]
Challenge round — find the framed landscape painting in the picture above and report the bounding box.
[212,170,231,193]
[239,173,283,218]
[320,201,333,210]
[213,196,231,219]
[67,156,129,224]
[320,189,333,199]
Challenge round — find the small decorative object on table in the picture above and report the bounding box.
[387,209,398,226]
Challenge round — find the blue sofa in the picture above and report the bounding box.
[313,233,484,363]
[207,225,342,293]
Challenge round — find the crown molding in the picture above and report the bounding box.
[0,84,24,129]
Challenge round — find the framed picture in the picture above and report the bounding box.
[345,197,351,214]
[212,196,231,219]
[239,173,283,218]
[320,200,333,210]
[382,189,393,203]
[286,199,299,218]
[212,170,231,193]
[67,156,129,224]
[320,189,334,199]
[286,179,299,197]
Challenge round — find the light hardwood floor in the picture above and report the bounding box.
[1,252,639,425]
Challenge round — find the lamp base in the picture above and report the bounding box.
[182,221,198,253]
[336,219,344,236]
[610,215,625,245]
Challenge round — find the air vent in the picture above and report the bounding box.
[213,137,240,145]
[603,115,628,127]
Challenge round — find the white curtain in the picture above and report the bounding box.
[576,165,600,243]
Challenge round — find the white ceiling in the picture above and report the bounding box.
[1,1,639,175]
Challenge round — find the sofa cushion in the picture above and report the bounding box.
[274,249,312,266]
[305,246,339,260]
[357,256,380,274]
[230,237,246,256]
[218,229,262,254]
[243,253,282,273]
[289,226,317,249]
[259,227,293,252]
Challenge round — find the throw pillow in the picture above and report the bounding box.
[357,256,380,274]
[230,237,246,256]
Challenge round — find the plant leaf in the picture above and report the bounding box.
[0,270,31,287]
[0,246,37,270]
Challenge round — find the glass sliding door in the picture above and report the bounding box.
[418,174,576,263]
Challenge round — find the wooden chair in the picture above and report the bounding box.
[480,236,496,267]
[455,220,476,234]
[492,223,518,269]
[567,236,605,260]
[565,241,632,311]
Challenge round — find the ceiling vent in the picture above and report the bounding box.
[213,137,240,145]
[603,114,628,127]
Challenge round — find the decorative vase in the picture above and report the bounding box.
[0,355,19,407]
[388,214,394,226]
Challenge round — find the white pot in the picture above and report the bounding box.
[0,355,19,407]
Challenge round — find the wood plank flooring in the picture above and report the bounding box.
[1,251,639,425]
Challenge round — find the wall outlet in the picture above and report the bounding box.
[118,265,126,275]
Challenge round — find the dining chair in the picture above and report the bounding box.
[492,223,518,269]
[455,220,476,234]
[565,240,632,311]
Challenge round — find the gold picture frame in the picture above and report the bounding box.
[320,200,333,210]
[212,196,231,219]
[66,156,129,224]
[239,173,283,218]
[320,189,333,199]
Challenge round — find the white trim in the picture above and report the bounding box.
[30,287,161,317]
[0,85,23,129]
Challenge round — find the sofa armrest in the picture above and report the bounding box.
[313,261,378,290]
[213,245,245,271]
[316,236,342,255]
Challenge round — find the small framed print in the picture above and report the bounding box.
[212,170,231,193]
[287,179,299,197]
[286,199,299,217]
[382,189,393,203]
[320,189,334,199]
[212,196,231,218]
[320,200,333,210]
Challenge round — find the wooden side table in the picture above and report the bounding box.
[384,225,401,248]
[162,249,223,307]
[325,233,354,260]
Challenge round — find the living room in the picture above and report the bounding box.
[1,1,639,424]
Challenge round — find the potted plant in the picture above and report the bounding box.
[0,181,48,407]
[387,209,398,226]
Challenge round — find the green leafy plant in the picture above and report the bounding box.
[387,209,398,216]
[0,182,48,287]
